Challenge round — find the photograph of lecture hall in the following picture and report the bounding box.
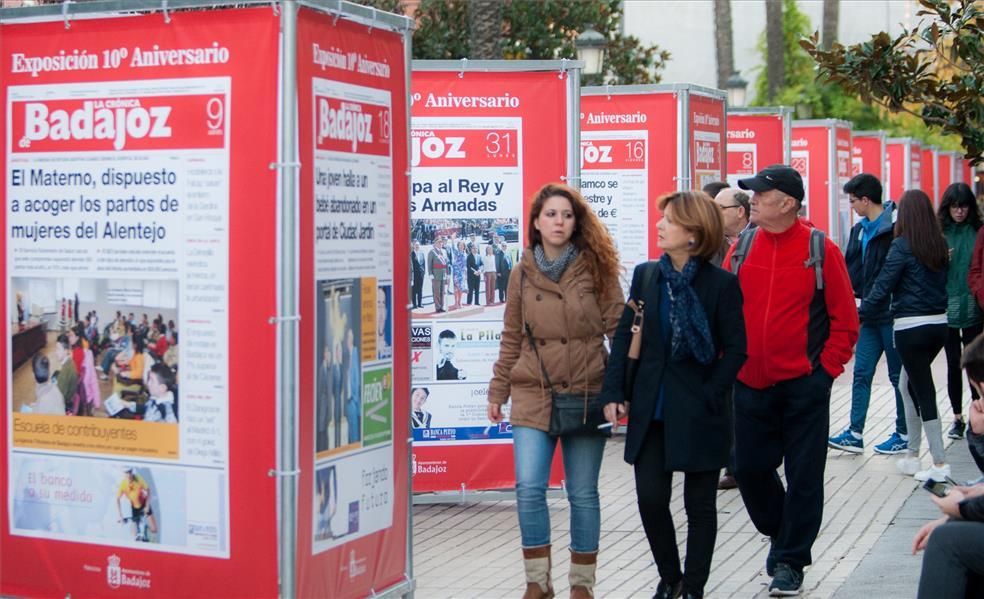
[10,278,180,422]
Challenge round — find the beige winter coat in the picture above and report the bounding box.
[488,249,625,431]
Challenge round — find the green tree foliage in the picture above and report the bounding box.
[802,0,983,163]
[750,0,965,155]
[357,0,668,85]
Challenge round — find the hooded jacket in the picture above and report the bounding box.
[488,249,624,431]
[844,202,896,325]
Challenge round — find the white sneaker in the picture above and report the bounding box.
[914,463,951,482]
[897,455,922,476]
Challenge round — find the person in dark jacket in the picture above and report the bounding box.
[861,189,950,483]
[495,241,513,302]
[724,165,859,596]
[411,241,426,309]
[939,183,983,440]
[601,191,747,599]
[829,174,909,455]
[911,332,984,599]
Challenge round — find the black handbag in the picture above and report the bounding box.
[521,273,609,438]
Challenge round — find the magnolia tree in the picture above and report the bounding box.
[802,0,983,164]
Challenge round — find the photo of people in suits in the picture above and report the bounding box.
[409,218,519,319]
[315,279,362,454]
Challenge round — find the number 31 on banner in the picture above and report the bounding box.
[485,131,513,159]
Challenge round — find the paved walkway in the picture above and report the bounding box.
[412,357,971,598]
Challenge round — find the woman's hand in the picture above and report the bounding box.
[603,402,626,432]
[487,403,503,423]
[931,488,966,519]
[912,516,947,554]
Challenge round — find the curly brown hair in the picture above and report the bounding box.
[526,182,621,292]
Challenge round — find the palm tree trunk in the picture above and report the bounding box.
[714,0,735,89]
[765,0,784,102]
[467,0,503,59]
[821,0,839,50]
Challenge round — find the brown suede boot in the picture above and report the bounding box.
[522,545,554,599]
[568,550,597,598]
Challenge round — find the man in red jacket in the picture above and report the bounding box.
[724,165,859,596]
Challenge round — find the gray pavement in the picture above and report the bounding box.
[832,427,980,598]
[412,356,978,598]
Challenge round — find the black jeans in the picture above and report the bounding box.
[733,369,832,571]
[944,324,983,415]
[467,276,480,305]
[969,430,984,475]
[634,421,719,594]
[896,324,948,422]
[917,520,984,599]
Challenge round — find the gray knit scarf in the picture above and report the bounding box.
[533,243,579,282]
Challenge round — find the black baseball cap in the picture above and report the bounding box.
[738,165,805,203]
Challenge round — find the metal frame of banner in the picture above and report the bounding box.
[727,106,795,165]
[0,1,416,598]
[581,83,728,192]
[887,136,918,192]
[794,118,852,246]
[409,59,583,506]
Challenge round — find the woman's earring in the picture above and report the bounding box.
[688,239,695,247]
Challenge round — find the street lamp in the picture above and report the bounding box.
[726,71,748,107]
[575,26,607,77]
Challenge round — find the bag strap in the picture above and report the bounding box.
[805,227,826,290]
[521,270,556,392]
[729,226,758,277]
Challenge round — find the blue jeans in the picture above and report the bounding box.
[850,321,906,435]
[512,426,606,552]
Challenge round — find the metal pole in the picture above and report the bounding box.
[278,1,299,597]
[403,17,415,599]
[568,65,581,189]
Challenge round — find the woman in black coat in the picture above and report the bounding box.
[601,191,747,599]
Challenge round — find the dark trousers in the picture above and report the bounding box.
[634,421,719,593]
[917,521,984,599]
[944,324,983,415]
[412,275,423,308]
[896,324,948,422]
[733,370,832,570]
[467,276,480,305]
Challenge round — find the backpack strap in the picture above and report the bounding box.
[805,228,826,290]
[730,227,758,277]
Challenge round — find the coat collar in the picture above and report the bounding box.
[519,247,589,290]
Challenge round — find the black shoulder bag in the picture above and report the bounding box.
[521,272,610,438]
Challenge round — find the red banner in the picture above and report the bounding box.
[689,94,726,191]
[851,134,884,181]
[581,91,678,260]
[791,122,852,245]
[922,147,938,205]
[409,68,571,493]
[938,152,953,194]
[296,8,410,598]
[1,8,280,598]
[726,112,789,187]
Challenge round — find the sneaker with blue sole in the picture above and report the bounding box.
[828,429,863,453]
[873,432,909,455]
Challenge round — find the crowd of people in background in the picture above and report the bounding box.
[24,309,179,423]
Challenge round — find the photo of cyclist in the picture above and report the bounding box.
[116,467,159,542]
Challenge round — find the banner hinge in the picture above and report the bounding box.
[268,468,301,478]
[268,315,301,325]
[269,161,301,170]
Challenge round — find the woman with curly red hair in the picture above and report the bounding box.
[488,182,624,598]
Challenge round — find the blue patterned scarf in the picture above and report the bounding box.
[658,254,715,365]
